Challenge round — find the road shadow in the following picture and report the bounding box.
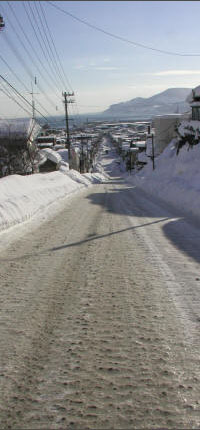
[86,185,200,265]
[2,183,200,265]
[162,218,200,264]
[0,217,170,262]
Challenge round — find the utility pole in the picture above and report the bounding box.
[148,124,155,170]
[62,91,74,163]
[29,77,39,120]
[152,132,155,170]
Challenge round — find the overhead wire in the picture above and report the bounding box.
[25,1,63,93]
[2,1,72,126]
[1,32,61,122]
[6,1,63,103]
[0,82,33,117]
[38,0,82,124]
[47,1,200,57]
[0,74,49,122]
[2,3,62,113]
[0,51,61,122]
[0,52,30,93]
[39,0,74,92]
[37,0,82,123]
[33,1,67,90]
[23,1,80,126]
[1,2,81,126]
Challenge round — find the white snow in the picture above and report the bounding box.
[124,138,200,221]
[137,151,147,162]
[40,148,62,165]
[0,168,107,234]
[178,120,200,137]
[57,149,69,162]
[1,133,200,241]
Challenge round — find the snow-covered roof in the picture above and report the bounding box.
[133,141,146,148]
[54,144,66,150]
[40,148,62,164]
[122,142,130,150]
[0,118,41,141]
[130,147,139,152]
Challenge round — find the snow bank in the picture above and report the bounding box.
[0,168,107,233]
[126,139,200,220]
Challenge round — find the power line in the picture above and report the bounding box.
[2,32,59,118]
[39,1,82,122]
[0,74,49,122]
[0,52,30,93]
[1,3,80,126]
[33,1,66,90]
[47,1,200,57]
[18,0,82,123]
[0,83,33,117]
[0,51,58,120]
[25,1,63,93]
[39,1,74,92]
[2,5,61,112]
[6,1,63,104]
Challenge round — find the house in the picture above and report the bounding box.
[38,148,64,173]
[176,85,200,153]
[35,135,57,148]
[0,118,41,176]
[186,85,200,120]
[150,112,190,156]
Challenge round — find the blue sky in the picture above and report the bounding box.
[1,1,200,118]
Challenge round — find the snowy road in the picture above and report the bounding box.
[1,154,200,428]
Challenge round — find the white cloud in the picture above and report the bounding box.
[74,65,85,70]
[154,70,200,76]
[74,64,119,71]
[93,66,119,71]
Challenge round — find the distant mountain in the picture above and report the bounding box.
[101,88,192,119]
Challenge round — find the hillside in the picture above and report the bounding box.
[102,88,191,119]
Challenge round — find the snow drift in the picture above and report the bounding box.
[0,169,107,233]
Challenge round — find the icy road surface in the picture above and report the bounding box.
[1,150,200,428]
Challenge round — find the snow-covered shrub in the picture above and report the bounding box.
[176,120,200,154]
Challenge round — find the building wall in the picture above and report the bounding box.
[152,113,190,155]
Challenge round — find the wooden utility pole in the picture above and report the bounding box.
[29,78,39,120]
[148,124,155,170]
[62,91,74,162]
[152,132,155,170]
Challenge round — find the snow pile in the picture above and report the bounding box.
[126,138,200,220]
[66,169,93,186]
[84,172,107,183]
[0,168,107,233]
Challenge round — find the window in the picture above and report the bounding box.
[192,107,200,121]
